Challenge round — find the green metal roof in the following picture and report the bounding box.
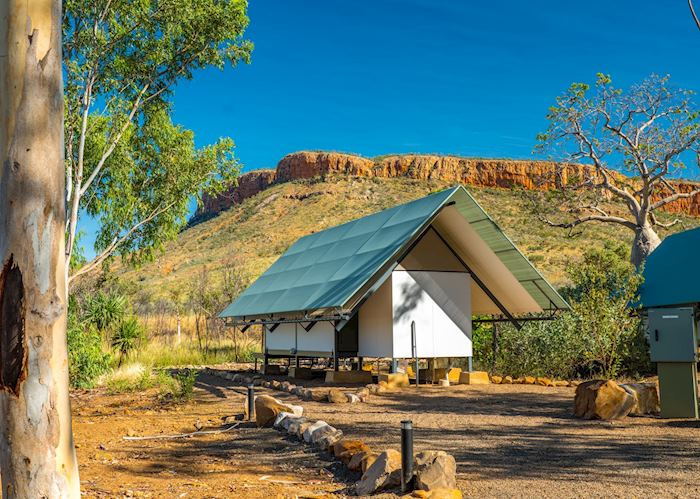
[639,227,700,308]
[220,185,569,319]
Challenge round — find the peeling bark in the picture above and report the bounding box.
[631,224,662,269]
[0,1,80,497]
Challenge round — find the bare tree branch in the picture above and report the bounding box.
[650,188,700,211]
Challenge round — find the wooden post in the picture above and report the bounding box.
[0,1,80,497]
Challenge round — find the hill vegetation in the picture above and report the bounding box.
[117,173,698,303]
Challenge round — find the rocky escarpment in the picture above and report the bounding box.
[193,151,700,222]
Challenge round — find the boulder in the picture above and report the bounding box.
[288,419,313,439]
[286,383,297,393]
[280,415,305,432]
[303,420,330,443]
[568,380,581,387]
[254,395,295,427]
[355,449,402,496]
[490,375,503,384]
[315,429,344,451]
[262,381,271,388]
[332,439,371,464]
[280,381,291,392]
[311,389,330,402]
[309,423,340,446]
[302,389,314,400]
[347,393,361,403]
[273,411,293,429]
[293,386,304,397]
[348,450,374,472]
[356,387,370,399]
[500,376,513,384]
[271,380,282,390]
[413,451,457,491]
[285,403,304,417]
[328,388,348,404]
[553,380,569,387]
[574,380,636,420]
[621,382,660,416]
[523,376,536,384]
[378,373,410,388]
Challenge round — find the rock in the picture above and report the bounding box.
[458,371,489,385]
[287,418,310,438]
[286,403,304,417]
[409,489,463,499]
[536,377,554,387]
[271,380,282,389]
[355,449,402,496]
[262,381,271,388]
[367,384,381,395]
[252,377,263,386]
[254,395,295,427]
[500,376,513,384]
[378,373,410,388]
[332,439,371,464]
[437,379,450,387]
[348,450,374,472]
[568,380,581,387]
[347,393,361,403]
[574,380,636,420]
[553,380,569,387]
[414,450,457,491]
[357,387,370,399]
[286,383,297,393]
[621,382,660,416]
[273,411,293,429]
[303,420,330,443]
[315,429,344,451]
[302,389,314,400]
[280,381,291,392]
[293,386,304,397]
[280,415,305,432]
[328,388,348,404]
[309,423,340,447]
[490,375,502,384]
[311,389,329,402]
[523,376,536,384]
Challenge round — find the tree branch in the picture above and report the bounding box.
[540,213,637,231]
[650,188,700,211]
[690,0,700,31]
[68,200,176,283]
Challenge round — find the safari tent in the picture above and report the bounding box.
[219,185,568,369]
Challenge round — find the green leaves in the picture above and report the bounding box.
[64,0,251,275]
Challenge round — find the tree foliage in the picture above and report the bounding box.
[63,0,252,281]
[533,74,700,266]
[477,243,647,380]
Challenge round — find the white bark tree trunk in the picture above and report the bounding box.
[631,222,662,269]
[0,1,80,497]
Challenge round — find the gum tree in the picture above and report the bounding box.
[63,0,253,281]
[0,1,81,496]
[535,74,700,267]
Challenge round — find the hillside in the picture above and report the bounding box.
[119,174,699,302]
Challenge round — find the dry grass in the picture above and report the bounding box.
[117,175,699,299]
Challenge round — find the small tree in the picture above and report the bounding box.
[534,74,700,267]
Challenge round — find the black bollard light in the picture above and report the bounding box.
[247,384,255,422]
[401,420,414,492]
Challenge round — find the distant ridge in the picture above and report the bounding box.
[191,151,700,223]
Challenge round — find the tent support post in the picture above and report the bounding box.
[430,227,522,329]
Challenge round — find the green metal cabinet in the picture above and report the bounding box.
[647,307,699,419]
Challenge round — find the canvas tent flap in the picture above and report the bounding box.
[220,185,569,319]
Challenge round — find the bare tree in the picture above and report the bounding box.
[690,0,700,31]
[534,74,700,267]
[0,1,80,496]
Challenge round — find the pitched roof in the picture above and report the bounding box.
[639,227,700,308]
[220,185,569,319]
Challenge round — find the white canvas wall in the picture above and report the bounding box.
[357,270,472,358]
[358,276,394,357]
[392,270,472,358]
[265,321,335,354]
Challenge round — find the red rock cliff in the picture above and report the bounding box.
[192,151,700,221]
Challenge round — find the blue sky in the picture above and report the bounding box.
[79,0,700,258]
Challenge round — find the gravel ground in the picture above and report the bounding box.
[270,380,700,499]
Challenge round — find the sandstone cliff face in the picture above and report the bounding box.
[192,151,700,221]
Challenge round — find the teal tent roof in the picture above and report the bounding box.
[220,185,569,319]
[639,227,700,308]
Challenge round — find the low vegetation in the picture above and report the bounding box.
[474,243,649,380]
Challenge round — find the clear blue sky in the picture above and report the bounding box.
[79,0,700,258]
[173,0,700,168]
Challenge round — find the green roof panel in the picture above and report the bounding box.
[220,186,569,318]
[639,227,700,308]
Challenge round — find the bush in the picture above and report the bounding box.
[172,369,198,400]
[485,243,648,380]
[67,299,111,388]
[112,316,145,366]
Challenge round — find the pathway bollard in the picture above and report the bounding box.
[401,420,414,492]
[247,385,255,421]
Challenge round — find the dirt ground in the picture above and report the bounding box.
[73,370,700,498]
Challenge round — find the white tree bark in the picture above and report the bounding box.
[0,1,80,497]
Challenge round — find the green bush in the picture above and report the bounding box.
[173,369,198,400]
[483,243,648,380]
[112,316,145,366]
[66,299,111,388]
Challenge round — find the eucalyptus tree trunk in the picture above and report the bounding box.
[0,1,80,497]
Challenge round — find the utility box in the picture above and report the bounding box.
[648,308,698,363]
[647,307,699,419]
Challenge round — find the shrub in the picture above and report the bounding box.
[172,369,198,400]
[112,316,145,367]
[67,298,111,388]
